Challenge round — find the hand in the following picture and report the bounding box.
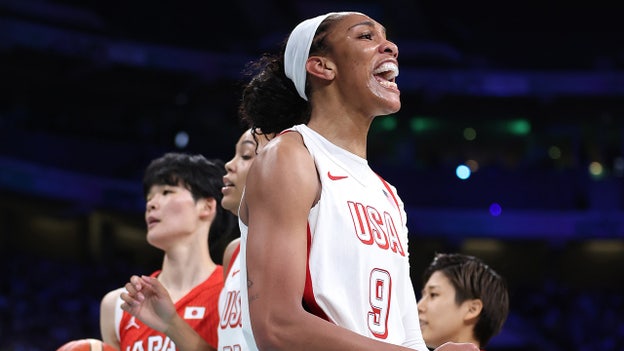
[434,342,480,351]
[120,275,177,333]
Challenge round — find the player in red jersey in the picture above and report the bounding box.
[100,152,236,350]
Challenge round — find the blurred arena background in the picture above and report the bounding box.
[0,1,623,350]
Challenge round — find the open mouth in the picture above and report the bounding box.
[373,62,399,89]
[222,177,235,189]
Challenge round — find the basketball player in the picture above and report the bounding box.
[120,129,273,351]
[100,153,236,350]
[235,11,479,351]
[418,253,509,350]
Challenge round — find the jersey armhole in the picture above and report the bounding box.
[114,290,125,341]
[225,243,241,276]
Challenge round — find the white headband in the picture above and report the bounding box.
[284,12,338,101]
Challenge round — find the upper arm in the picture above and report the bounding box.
[100,287,123,349]
[243,133,319,331]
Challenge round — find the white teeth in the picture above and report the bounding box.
[377,79,398,89]
[374,62,399,80]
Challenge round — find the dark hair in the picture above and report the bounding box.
[422,253,509,347]
[238,14,343,134]
[142,152,239,264]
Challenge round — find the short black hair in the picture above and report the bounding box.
[142,152,239,264]
[422,253,509,347]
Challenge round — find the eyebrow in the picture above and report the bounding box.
[423,284,440,292]
[241,140,257,147]
[348,20,387,35]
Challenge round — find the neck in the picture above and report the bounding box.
[306,110,371,159]
[158,233,216,301]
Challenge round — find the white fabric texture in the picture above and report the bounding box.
[283,12,339,100]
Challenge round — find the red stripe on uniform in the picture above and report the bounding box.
[302,222,330,321]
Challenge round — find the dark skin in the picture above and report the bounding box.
[240,12,478,351]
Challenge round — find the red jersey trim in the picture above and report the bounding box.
[225,243,241,277]
[376,174,403,224]
[302,222,330,321]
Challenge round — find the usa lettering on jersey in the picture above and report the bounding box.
[220,290,242,329]
[348,201,405,256]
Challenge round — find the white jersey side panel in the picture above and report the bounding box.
[218,246,246,350]
[239,220,257,351]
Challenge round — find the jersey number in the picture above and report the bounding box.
[368,269,391,338]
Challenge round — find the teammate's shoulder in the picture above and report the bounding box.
[223,238,241,262]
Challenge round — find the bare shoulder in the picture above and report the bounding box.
[258,130,309,162]
[222,238,241,275]
[100,286,125,331]
[260,131,314,173]
[223,237,241,258]
[245,129,318,208]
[101,286,125,307]
[250,130,316,189]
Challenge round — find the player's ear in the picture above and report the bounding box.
[199,197,217,220]
[306,56,336,81]
[465,299,483,321]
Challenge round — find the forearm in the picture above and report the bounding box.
[254,310,421,351]
[165,314,216,351]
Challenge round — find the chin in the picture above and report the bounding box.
[377,93,401,114]
[381,101,401,115]
[389,93,401,110]
[389,102,401,113]
[222,201,235,213]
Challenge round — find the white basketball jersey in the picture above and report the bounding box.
[240,124,427,350]
[218,244,246,351]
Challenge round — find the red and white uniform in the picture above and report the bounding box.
[240,124,427,350]
[116,268,223,351]
[218,244,246,351]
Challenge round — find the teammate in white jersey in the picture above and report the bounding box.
[217,130,273,351]
[119,130,273,351]
[235,11,479,351]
